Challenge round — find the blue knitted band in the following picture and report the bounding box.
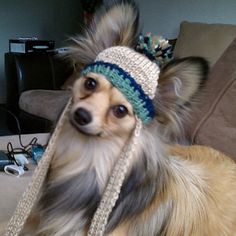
[82,61,155,124]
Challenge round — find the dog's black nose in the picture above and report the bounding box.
[73,108,92,126]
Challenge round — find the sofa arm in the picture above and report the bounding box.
[5,52,73,132]
[5,52,72,110]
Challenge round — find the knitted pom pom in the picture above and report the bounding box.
[135,33,173,67]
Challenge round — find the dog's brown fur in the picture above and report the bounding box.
[21,1,236,235]
[109,145,236,236]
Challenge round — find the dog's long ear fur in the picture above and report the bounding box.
[154,57,209,141]
[68,0,140,72]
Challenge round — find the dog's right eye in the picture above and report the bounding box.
[84,77,97,91]
[112,105,128,118]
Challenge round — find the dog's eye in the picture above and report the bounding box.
[84,77,97,91]
[112,105,128,118]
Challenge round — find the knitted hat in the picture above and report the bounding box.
[82,46,160,124]
[5,47,160,236]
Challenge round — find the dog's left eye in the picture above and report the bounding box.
[84,77,97,91]
[112,105,128,118]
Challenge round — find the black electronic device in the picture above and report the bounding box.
[0,151,14,171]
[9,38,55,54]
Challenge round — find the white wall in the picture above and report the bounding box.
[137,0,236,39]
[0,0,83,103]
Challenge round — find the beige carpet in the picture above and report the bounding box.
[0,133,50,231]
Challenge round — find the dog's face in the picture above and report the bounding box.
[70,72,136,138]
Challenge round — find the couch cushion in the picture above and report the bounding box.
[186,38,236,161]
[174,21,236,66]
[19,90,71,122]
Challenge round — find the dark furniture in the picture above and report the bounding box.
[5,52,73,133]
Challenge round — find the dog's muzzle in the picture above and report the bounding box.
[73,107,92,126]
[70,107,102,136]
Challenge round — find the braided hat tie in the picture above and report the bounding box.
[88,118,142,236]
[4,99,72,236]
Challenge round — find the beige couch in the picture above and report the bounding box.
[1,21,236,232]
[174,21,236,161]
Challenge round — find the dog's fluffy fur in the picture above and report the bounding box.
[22,1,236,235]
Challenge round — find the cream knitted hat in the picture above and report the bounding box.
[5,46,160,236]
[82,46,160,124]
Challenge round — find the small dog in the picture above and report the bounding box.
[22,1,236,235]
